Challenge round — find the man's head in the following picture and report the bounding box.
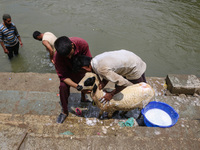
[54,36,75,59]
[72,55,92,72]
[3,14,11,27]
[33,31,42,41]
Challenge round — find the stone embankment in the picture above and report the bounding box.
[0,72,199,150]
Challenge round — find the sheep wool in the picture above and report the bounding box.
[78,72,155,118]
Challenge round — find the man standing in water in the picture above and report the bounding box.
[54,36,92,123]
[0,14,23,59]
[33,31,57,64]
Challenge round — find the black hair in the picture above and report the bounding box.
[3,14,11,20]
[54,36,72,56]
[33,31,41,39]
[72,55,92,72]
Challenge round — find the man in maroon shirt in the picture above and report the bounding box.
[54,36,92,123]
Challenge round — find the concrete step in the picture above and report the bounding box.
[0,90,199,120]
[0,113,132,133]
[0,90,141,119]
[0,115,199,150]
[0,113,199,137]
[0,89,199,150]
[0,73,199,150]
[1,134,199,150]
[155,95,200,120]
[0,72,166,95]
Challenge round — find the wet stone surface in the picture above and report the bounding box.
[0,72,199,150]
[166,74,200,95]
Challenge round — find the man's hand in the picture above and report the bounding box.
[51,59,55,64]
[99,79,108,90]
[99,90,115,104]
[19,41,23,47]
[98,82,104,90]
[4,48,9,54]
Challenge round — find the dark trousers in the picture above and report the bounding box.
[129,73,146,84]
[59,72,85,114]
[115,73,146,90]
[6,42,19,59]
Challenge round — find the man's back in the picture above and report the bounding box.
[91,49,146,85]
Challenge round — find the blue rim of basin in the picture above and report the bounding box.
[141,101,179,128]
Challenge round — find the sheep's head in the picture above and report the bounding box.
[77,72,99,92]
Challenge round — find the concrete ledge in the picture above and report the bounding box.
[0,73,199,149]
[166,74,200,95]
[0,119,199,150]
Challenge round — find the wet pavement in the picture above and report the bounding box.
[0,72,199,150]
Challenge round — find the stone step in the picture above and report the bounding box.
[0,72,166,95]
[0,90,199,120]
[0,113,199,137]
[155,96,200,120]
[0,90,141,119]
[0,113,129,130]
[166,74,200,95]
[0,89,199,150]
[0,73,199,150]
[0,90,92,116]
[2,134,199,150]
[0,115,199,150]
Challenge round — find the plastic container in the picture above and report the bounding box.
[141,101,179,128]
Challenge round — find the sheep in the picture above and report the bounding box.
[77,72,155,119]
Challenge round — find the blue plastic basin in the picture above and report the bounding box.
[141,101,179,128]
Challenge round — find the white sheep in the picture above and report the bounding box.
[77,72,155,119]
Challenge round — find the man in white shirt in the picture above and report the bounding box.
[72,49,147,102]
[33,31,57,64]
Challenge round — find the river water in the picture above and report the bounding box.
[0,0,199,77]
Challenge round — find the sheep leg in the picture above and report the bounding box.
[120,111,128,117]
[98,110,103,119]
[137,109,142,119]
[108,111,114,119]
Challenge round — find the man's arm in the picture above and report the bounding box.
[63,78,78,89]
[99,86,126,103]
[98,70,132,102]
[42,40,54,64]
[99,79,109,90]
[0,30,9,54]
[14,26,23,47]
[0,41,9,54]
[17,36,23,47]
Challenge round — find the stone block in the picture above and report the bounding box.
[166,74,200,95]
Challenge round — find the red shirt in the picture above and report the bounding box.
[54,37,92,81]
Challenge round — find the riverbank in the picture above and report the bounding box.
[0,72,199,150]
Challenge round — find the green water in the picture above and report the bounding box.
[0,0,199,77]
